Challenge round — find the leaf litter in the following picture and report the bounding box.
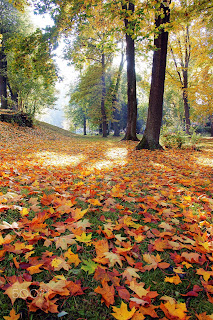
[0,121,212,319]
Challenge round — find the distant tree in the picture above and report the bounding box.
[167,25,191,134]
[64,2,120,137]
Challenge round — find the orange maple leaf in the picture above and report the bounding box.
[143,253,170,270]
[27,264,43,275]
[196,312,213,320]
[94,280,115,307]
[165,275,182,285]
[3,309,20,320]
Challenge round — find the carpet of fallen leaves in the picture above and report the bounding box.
[0,121,213,320]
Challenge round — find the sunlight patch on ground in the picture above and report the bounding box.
[34,151,85,167]
[196,156,213,167]
[105,148,128,159]
[90,148,128,170]
[150,161,166,169]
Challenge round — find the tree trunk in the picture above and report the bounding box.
[113,108,121,137]
[0,50,7,109]
[101,52,107,138]
[83,114,87,135]
[122,2,138,141]
[113,50,124,137]
[169,25,191,134]
[182,87,190,135]
[8,81,18,110]
[136,0,170,150]
[210,115,213,137]
[182,71,190,135]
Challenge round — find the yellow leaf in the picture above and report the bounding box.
[197,268,213,282]
[64,249,81,266]
[164,301,187,319]
[51,258,61,269]
[111,301,136,320]
[182,261,193,269]
[88,199,102,206]
[75,232,92,244]
[129,280,148,298]
[49,207,54,214]
[20,208,29,217]
[165,275,182,285]
[72,208,88,221]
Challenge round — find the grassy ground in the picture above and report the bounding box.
[0,121,212,320]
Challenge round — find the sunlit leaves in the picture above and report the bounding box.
[0,121,213,319]
[111,302,136,320]
[4,281,32,304]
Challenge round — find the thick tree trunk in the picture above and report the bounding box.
[101,52,107,138]
[0,50,7,109]
[136,0,170,150]
[122,2,138,141]
[113,108,121,137]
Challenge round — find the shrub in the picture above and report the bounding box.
[160,126,185,148]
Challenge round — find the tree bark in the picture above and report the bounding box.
[8,81,18,110]
[210,115,213,137]
[113,50,124,136]
[83,114,86,135]
[182,26,191,134]
[170,26,191,134]
[182,75,190,135]
[0,49,7,109]
[136,0,170,150]
[122,2,138,141]
[101,52,108,137]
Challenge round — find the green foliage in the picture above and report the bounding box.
[160,126,186,148]
[160,125,202,149]
[188,130,202,148]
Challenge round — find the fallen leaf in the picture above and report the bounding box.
[111,301,136,320]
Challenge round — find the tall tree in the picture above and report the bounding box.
[112,48,125,137]
[165,15,213,135]
[0,0,20,109]
[136,0,171,150]
[6,29,57,115]
[121,1,138,141]
[168,25,191,134]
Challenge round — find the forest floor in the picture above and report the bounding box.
[0,120,212,320]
